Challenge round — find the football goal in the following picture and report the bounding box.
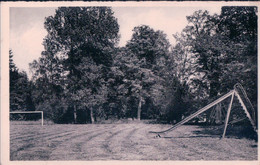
[10,111,44,126]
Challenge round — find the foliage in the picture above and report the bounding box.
[219,6,257,106]
[174,8,257,103]
[29,7,119,123]
[10,50,35,112]
[170,7,257,124]
[123,25,171,120]
[126,25,170,65]
[10,6,257,124]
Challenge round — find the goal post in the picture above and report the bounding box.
[10,111,44,126]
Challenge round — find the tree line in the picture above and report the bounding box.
[10,6,257,124]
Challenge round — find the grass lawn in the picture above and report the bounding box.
[10,122,257,160]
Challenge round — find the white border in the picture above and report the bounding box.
[1,1,260,165]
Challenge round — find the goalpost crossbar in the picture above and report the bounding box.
[10,111,44,126]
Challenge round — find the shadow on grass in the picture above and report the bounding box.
[157,124,257,141]
[163,135,221,139]
[191,124,257,141]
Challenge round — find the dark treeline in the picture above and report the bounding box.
[10,6,257,124]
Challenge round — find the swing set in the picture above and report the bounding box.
[149,83,257,138]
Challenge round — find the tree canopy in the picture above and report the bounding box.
[10,6,257,124]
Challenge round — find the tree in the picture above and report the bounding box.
[10,50,34,112]
[123,25,170,120]
[30,7,120,123]
[181,10,224,98]
[218,6,257,105]
[170,8,257,123]
[176,10,238,98]
[72,57,108,123]
[9,50,18,73]
[114,49,157,120]
[102,47,129,119]
[153,41,194,122]
[126,25,170,66]
[29,33,67,122]
[181,8,257,98]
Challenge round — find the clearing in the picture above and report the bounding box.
[10,122,257,160]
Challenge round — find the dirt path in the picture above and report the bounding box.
[10,123,257,160]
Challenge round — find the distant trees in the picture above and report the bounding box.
[10,6,257,124]
[10,50,34,112]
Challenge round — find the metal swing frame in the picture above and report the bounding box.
[149,83,257,138]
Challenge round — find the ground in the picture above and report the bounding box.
[10,121,257,160]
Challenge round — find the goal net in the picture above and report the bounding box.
[10,111,44,126]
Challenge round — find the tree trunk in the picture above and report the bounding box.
[137,96,142,120]
[90,108,95,124]
[73,104,77,124]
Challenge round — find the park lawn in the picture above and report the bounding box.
[10,122,257,160]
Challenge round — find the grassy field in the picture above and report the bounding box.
[10,121,257,160]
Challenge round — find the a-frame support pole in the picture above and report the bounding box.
[222,91,235,138]
[222,89,257,138]
[234,91,257,133]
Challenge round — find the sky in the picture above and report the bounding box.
[10,6,221,77]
